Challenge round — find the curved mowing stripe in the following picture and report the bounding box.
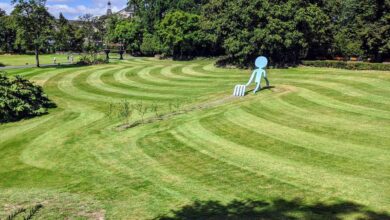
[174,121,390,208]
[1,58,390,219]
[250,96,390,139]
[295,87,390,119]
[198,113,389,181]
[280,78,390,105]
[31,68,76,86]
[57,67,126,102]
[226,109,389,164]
[86,66,184,99]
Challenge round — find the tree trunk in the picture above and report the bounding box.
[35,46,40,67]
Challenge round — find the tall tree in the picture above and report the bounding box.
[0,9,17,53]
[129,0,207,32]
[54,13,74,51]
[202,0,332,66]
[326,0,390,60]
[11,0,54,67]
[79,14,105,54]
[110,18,143,54]
[158,10,205,59]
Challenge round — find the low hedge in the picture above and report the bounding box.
[302,60,390,71]
[77,54,108,66]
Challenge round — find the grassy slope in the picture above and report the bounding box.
[0,58,389,219]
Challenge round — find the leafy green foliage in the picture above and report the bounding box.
[78,14,105,53]
[54,13,84,52]
[77,54,108,65]
[107,18,143,54]
[11,0,54,67]
[0,72,56,123]
[140,33,162,56]
[129,0,206,32]
[0,9,17,53]
[327,0,390,61]
[202,0,332,67]
[158,10,206,59]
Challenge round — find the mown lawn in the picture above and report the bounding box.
[0,54,82,66]
[0,58,389,219]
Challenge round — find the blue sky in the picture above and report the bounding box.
[0,0,127,19]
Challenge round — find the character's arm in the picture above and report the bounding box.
[245,70,257,86]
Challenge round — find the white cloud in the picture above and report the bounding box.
[0,0,127,18]
[47,3,125,18]
[0,2,14,14]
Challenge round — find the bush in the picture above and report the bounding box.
[0,62,4,67]
[302,60,390,71]
[0,72,56,123]
[140,33,162,56]
[77,54,108,65]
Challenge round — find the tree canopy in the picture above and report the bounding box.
[11,0,54,67]
[0,0,389,67]
[158,10,205,59]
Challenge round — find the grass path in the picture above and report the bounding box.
[0,58,389,219]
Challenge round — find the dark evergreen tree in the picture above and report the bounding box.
[0,72,56,123]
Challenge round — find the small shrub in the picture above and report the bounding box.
[302,60,390,71]
[0,62,4,67]
[140,33,162,56]
[150,103,160,118]
[135,101,149,123]
[77,54,108,65]
[0,72,56,123]
[107,102,115,119]
[117,100,133,125]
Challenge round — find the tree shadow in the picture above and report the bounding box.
[155,198,390,220]
[39,63,84,69]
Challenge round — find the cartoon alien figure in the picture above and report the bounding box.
[246,56,270,93]
[233,56,270,96]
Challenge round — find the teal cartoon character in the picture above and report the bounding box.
[233,56,270,96]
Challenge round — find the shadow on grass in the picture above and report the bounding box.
[155,198,390,220]
[39,63,85,69]
[245,86,275,95]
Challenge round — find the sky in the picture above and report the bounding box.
[0,0,127,20]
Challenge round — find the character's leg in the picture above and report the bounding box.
[254,82,261,93]
[264,77,270,87]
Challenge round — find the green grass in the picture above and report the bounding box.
[0,57,389,219]
[0,54,130,66]
[0,54,81,66]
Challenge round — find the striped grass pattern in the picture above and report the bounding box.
[0,58,389,219]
